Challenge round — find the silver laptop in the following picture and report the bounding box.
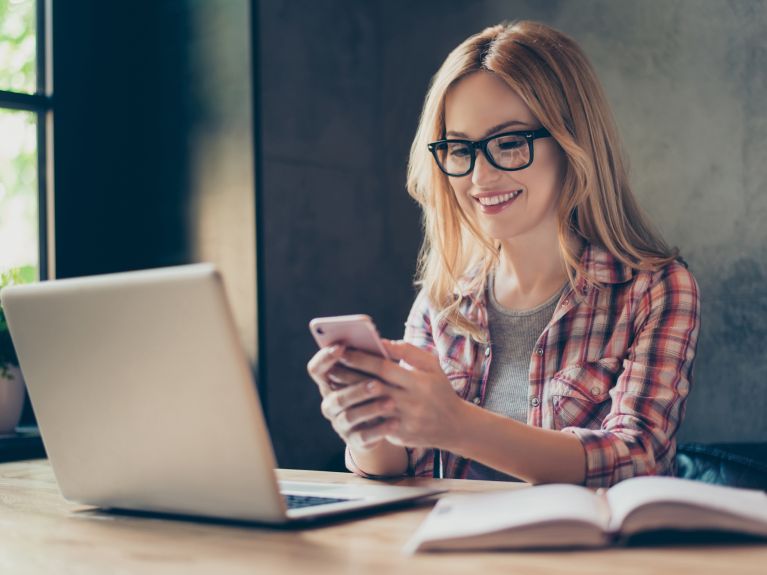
[1,264,441,524]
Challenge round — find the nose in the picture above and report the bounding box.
[471,150,502,188]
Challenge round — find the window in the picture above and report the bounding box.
[0,0,53,281]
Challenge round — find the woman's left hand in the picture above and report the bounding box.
[336,339,465,450]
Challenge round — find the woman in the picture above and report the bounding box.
[307,21,700,488]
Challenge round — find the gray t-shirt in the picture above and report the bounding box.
[465,276,563,482]
[483,277,563,421]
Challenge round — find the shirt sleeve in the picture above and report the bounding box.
[562,262,701,488]
[344,289,436,478]
[401,288,437,477]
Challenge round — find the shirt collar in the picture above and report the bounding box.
[457,243,634,304]
[579,243,634,285]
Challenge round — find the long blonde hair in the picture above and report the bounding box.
[407,21,678,341]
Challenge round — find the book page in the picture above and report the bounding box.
[605,476,767,534]
[405,484,609,552]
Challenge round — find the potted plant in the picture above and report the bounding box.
[0,266,34,434]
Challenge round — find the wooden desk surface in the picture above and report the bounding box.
[0,460,765,574]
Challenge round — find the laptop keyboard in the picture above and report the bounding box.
[283,494,358,510]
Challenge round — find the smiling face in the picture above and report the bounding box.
[443,71,566,246]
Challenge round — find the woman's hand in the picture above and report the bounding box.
[335,339,466,450]
[306,345,399,452]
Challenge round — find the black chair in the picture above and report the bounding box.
[675,442,767,491]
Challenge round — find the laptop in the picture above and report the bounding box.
[0,264,441,524]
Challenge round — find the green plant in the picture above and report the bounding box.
[0,266,35,378]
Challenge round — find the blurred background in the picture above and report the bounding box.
[1,0,765,469]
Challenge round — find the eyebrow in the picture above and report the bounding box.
[446,120,529,140]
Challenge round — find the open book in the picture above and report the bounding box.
[405,476,767,552]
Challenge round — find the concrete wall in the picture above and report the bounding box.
[259,0,767,469]
[392,0,767,444]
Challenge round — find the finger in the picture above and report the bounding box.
[383,419,405,447]
[307,345,346,395]
[312,375,333,398]
[382,339,441,373]
[349,418,400,450]
[339,397,397,433]
[326,365,370,386]
[320,379,388,420]
[338,349,412,389]
[307,344,345,377]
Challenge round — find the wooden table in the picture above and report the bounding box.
[0,460,765,574]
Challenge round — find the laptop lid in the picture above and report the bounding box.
[2,264,292,522]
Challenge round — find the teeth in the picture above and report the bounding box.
[477,190,522,206]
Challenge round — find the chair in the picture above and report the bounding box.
[675,442,767,491]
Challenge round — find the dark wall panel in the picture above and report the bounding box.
[258,0,422,470]
[52,1,256,357]
[53,2,193,277]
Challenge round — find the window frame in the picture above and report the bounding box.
[0,0,54,280]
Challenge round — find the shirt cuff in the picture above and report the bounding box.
[344,445,409,480]
[561,427,657,488]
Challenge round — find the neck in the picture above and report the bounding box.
[493,224,577,308]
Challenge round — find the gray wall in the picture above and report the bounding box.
[259,0,767,469]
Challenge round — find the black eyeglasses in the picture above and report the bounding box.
[427,128,552,177]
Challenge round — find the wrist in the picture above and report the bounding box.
[347,439,408,477]
[439,396,478,454]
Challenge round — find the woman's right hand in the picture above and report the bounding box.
[307,344,399,452]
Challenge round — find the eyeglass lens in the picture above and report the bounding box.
[435,133,530,175]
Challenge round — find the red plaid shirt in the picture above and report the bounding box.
[347,243,701,487]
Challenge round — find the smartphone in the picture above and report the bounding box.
[309,314,390,359]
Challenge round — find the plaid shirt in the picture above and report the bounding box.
[347,243,701,488]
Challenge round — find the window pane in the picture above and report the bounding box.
[0,108,38,279]
[0,0,36,94]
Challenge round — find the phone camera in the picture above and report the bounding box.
[316,327,325,335]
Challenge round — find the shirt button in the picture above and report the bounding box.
[472,396,481,405]
[530,397,540,407]
[562,299,569,306]
[536,347,544,356]
[590,386,601,396]
[484,346,491,357]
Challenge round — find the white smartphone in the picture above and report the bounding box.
[309,314,390,359]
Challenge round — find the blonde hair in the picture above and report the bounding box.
[407,21,678,341]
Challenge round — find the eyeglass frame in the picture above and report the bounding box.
[427,127,553,177]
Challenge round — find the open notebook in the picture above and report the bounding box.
[405,476,767,552]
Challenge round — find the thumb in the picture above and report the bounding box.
[383,339,441,373]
